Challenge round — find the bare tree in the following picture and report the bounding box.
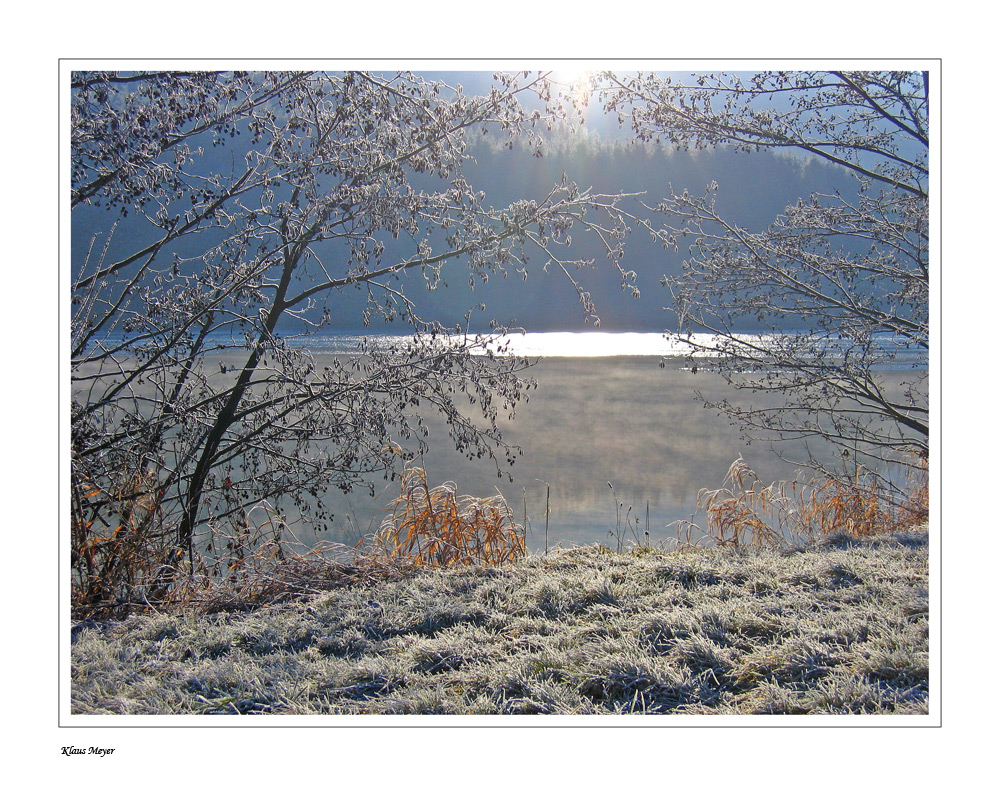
[599,70,929,481]
[70,70,633,604]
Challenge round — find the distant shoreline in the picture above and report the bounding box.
[79,328,930,366]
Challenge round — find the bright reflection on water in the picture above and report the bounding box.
[286,330,705,358]
[283,330,684,357]
[283,330,927,370]
[472,331,683,358]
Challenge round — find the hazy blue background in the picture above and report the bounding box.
[71,71,864,337]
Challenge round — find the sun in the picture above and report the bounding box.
[550,68,596,107]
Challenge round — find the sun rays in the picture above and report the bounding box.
[550,68,596,108]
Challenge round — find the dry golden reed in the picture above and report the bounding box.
[374,466,525,567]
[798,455,929,538]
[72,465,304,619]
[699,455,929,548]
[71,466,174,613]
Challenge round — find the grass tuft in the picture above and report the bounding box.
[373,466,525,568]
[696,455,929,549]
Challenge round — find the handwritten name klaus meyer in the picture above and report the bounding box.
[62,747,115,757]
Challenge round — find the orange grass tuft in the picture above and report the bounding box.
[699,454,929,548]
[797,455,929,539]
[71,465,175,615]
[698,457,796,548]
[71,465,299,619]
[374,466,525,567]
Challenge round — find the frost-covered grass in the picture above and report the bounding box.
[71,530,929,715]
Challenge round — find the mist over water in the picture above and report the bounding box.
[276,336,878,552]
[75,331,925,553]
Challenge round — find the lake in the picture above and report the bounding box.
[262,331,924,552]
[73,330,926,554]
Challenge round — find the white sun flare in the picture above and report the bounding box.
[550,68,596,106]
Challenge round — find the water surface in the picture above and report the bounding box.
[75,330,926,553]
[286,352,849,551]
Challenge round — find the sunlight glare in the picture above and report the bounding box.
[551,68,595,108]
